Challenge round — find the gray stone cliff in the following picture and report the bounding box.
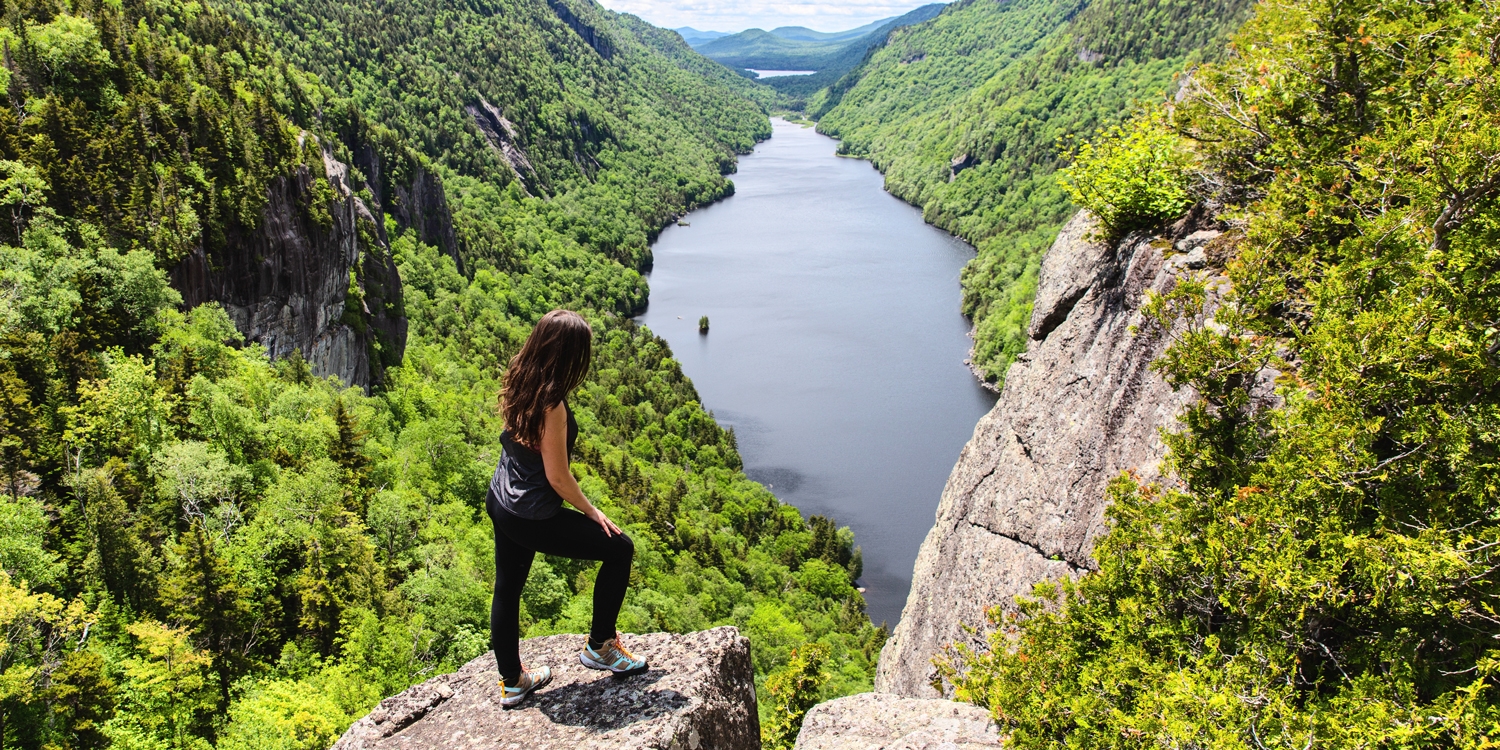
[333,627,759,750]
[875,210,1225,696]
[794,693,1000,749]
[171,133,457,390]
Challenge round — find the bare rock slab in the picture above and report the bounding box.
[794,693,1000,749]
[877,210,1228,696]
[333,627,759,750]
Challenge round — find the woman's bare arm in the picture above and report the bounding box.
[540,403,621,536]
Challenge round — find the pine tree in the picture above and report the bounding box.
[42,651,116,750]
[329,398,372,514]
[70,465,156,610]
[761,642,830,750]
[161,525,256,709]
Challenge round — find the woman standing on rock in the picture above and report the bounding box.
[488,309,647,708]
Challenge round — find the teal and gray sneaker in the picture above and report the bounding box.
[579,634,649,677]
[499,665,552,708]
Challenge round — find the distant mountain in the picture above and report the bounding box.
[676,26,730,46]
[767,19,889,43]
[696,5,943,71]
[697,29,834,68]
[756,4,946,98]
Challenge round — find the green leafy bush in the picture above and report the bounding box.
[1059,111,1194,237]
[761,642,830,750]
[935,0,1500,745]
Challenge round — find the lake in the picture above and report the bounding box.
[637,119,996,627]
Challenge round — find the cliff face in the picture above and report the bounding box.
[171,136,452,389]
[333,628,759,750]
[876,211,1226,696]
[345,134,463,271]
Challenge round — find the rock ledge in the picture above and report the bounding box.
[794,692,1000,749]
[333,627,758,750]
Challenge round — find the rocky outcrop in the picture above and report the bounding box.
[333,627,759,750]
[346,135,462,267]
[171,130,458,390]
[876,211,1226,696]
[387,164,460,266]
[468,97,545,196]
[794,693,1000,749]
[549,0,615,59]
[949,153,975,182]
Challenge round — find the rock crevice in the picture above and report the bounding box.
[469,97,545,196]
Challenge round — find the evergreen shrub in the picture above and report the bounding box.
[936,0,1500,745]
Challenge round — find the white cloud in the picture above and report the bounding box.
[597,0,936,33]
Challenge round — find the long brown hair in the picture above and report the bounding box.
[501,310,593,448]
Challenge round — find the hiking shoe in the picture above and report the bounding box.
[579,634,649,677]
[499,665,552,708]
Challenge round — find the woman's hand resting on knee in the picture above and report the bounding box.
[584,505,623,536]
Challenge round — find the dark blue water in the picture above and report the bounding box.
[637,119,996,627]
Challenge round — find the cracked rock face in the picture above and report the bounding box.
[171,138,424,390]
[332,627,759,750]
[875,211,1224,697]
[794,693,1000,749]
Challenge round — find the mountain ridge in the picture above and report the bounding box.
[812,0,1254,384]
[694,4,944,76]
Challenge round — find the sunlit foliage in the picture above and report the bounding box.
[815,0,1252,383]
[0,0,880,746]
[1059,111,1193,238]
[938,1,1500,744]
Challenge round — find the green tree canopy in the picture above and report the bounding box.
[939,1,1500,745]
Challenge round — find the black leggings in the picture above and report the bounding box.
[487,493,635,681]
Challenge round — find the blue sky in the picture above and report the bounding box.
[594,0,937,33]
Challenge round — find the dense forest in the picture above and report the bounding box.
[225,0,775,269]
[0,0,882,748]
[812,0,1253,383]
[939,0,1500,744]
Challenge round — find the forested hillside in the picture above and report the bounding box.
[226,0,772,270]
[698,28,842,70]
[0,0,881,748]
[814,0,1252,383]
[757,4,946,104]
[939,0,1500,744]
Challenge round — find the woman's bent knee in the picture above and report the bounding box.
[607,532,634,562]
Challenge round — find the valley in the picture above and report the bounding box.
[637,119,996,629]
[814,0,1256,384]
[0,0,869,746]
[0,0,1495,747]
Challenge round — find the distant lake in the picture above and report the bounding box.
[748,69,816,78]
[637,119,996,628]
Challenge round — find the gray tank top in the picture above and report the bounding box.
[490,403,578,520]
